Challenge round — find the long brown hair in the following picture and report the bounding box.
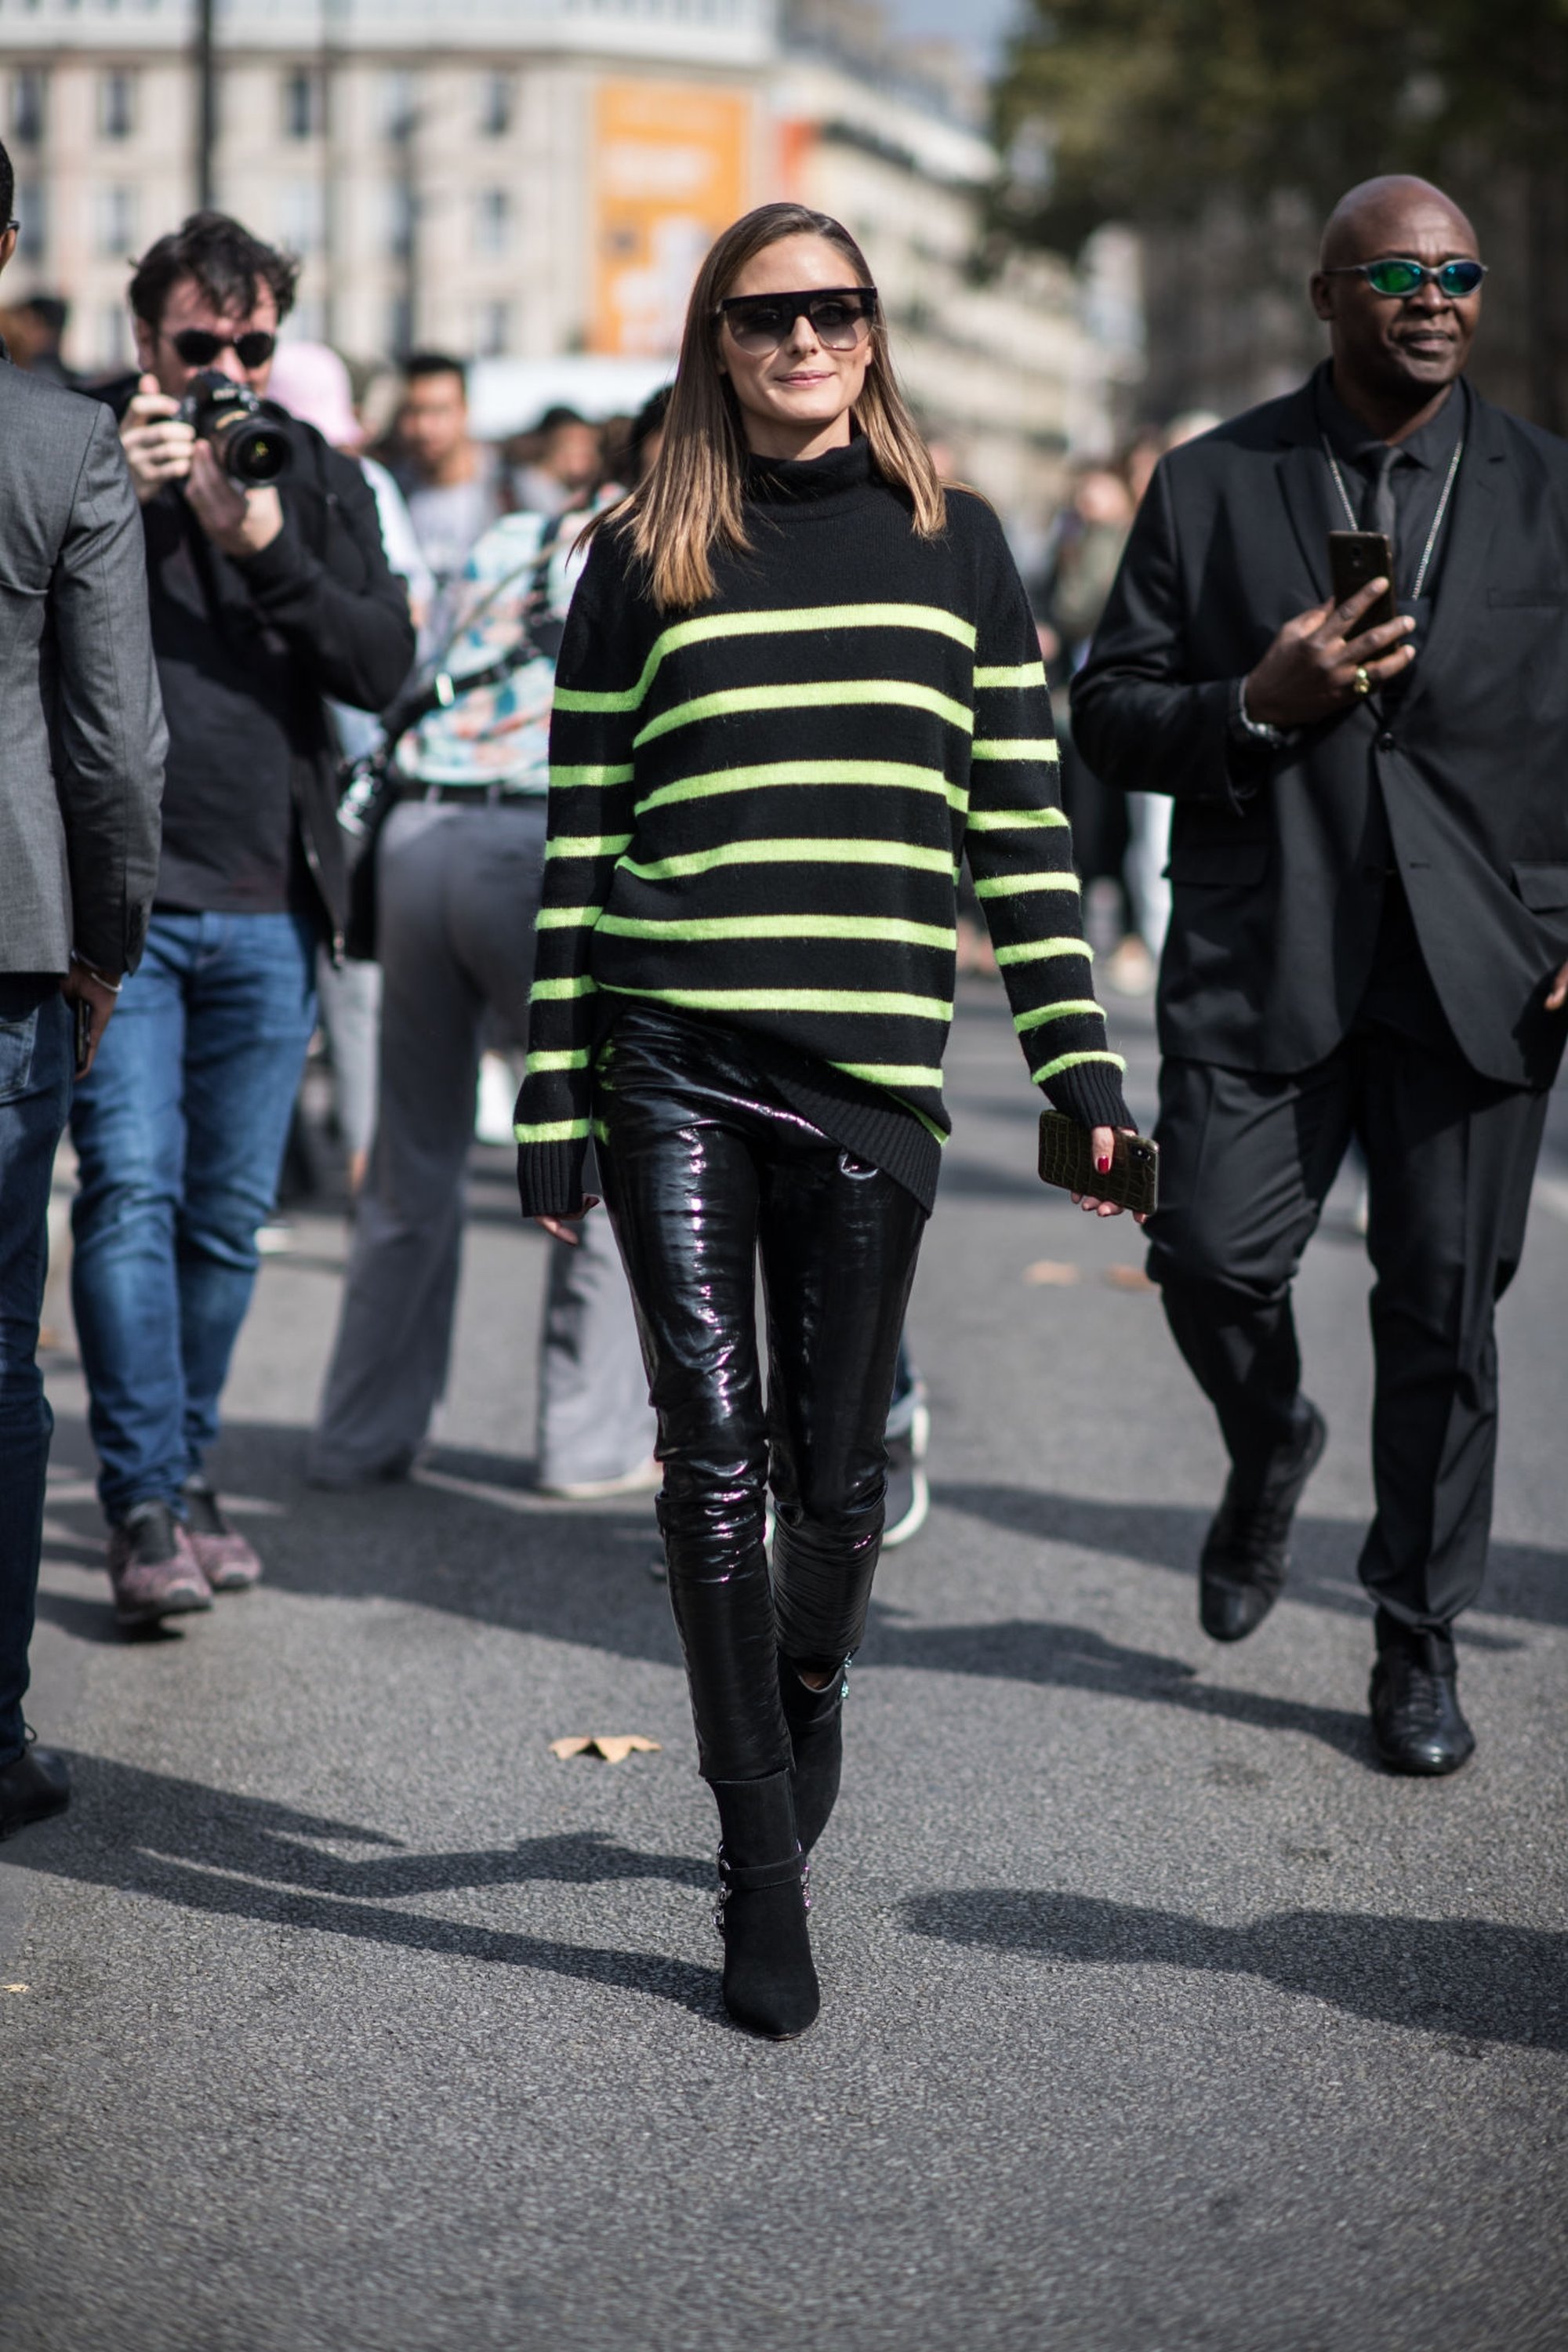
[602,203,946,611]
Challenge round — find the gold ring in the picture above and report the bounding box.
[1352,666,1372,695]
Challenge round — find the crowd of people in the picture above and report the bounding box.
[2,142,1566,2042]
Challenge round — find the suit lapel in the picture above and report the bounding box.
[1272,382,1338,602]
[1394,384,1503,727]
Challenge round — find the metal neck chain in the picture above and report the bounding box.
[1322,434,1465,604]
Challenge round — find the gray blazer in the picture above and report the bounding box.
[0,357,164,977]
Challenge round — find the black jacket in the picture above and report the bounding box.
[104,379,416,948]
[1072,379,1568,1091]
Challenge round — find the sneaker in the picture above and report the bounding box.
[536,1454,662,1501]
[882,1392,931,1550]
[107,1502,212,1629]
[181,1479,263,1592]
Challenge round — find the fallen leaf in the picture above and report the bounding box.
[549,1735,662,1764]
[2,1984,28,1994]
[1024,1260,1080,1287]
[1102,1264,1156,1291]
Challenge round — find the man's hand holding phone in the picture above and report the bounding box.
[1245,577,1416,730]
[62,960,121,1080]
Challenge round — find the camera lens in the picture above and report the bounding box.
[223,421,292,487]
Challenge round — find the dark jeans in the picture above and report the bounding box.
[70,912,317,1522]
[0,978,72,1766]
[595,1007,927,1783]
[1148,1027,1550,1648]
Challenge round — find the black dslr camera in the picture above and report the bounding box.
[179,368,294,487]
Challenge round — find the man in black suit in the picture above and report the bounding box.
[1073,175,1568,1776]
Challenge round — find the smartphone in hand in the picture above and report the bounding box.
[1328,532,1396,631]
[74,994,94,1077]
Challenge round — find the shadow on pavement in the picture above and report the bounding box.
[865,1613,1376,1767]
[8,1753,717,2019]
[899,1887,1568,2052]
[933,1481,1562,1636]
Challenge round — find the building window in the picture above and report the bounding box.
[95,185,137,260]
[479,72,512,136]
[382,69,415,141]
[278,180,325,257]
[474,187,510,258]
[283,67,324,142]
[477,299,511,357]
[387,294,412,360]
[98,70,136,140]
[10,69,46,146]
[385,180,415,261]
[16,190,46,264]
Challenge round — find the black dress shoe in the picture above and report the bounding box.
[0,1739,71,1840]
[1200,1403,1327,1642]
[1370,1637,1475,1776]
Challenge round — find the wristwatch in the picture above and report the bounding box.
[1231,676,1290,749]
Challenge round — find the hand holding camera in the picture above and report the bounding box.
[119,368,288,559]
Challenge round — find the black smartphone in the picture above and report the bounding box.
[1328,531,1396,632]
[73,995,93,1077]
[1037,1111,1160,1216]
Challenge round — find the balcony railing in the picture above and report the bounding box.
[0,0,775,60]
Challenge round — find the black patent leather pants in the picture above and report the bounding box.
[594,1007,927,1783]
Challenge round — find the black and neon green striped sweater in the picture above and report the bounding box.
[515,437,1129,1218]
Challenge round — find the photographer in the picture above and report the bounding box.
[73,212,415,1627]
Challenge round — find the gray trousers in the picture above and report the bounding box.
[308,798,655,1487]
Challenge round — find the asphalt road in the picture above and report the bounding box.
[2,981,1565,2352]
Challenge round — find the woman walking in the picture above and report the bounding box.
[516,203,1134,2037]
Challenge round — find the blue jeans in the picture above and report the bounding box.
[0,978,72,1766]
[70,913,317,1523]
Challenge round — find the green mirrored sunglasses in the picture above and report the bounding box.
[1324,256,1487,299]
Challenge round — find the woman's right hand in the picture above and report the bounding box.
[1071,1127,1148,1222]
[533,1200,600,1246]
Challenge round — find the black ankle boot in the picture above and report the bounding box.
[710,1769,819,2038]
[779,1656,849,1855]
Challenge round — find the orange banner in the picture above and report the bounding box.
[591,82,752,357]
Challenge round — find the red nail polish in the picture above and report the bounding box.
[1097,1155,1112,1174]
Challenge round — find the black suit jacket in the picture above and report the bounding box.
[1071,379,1568,1091]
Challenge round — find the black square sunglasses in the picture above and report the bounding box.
[165,325,278,369]
[1321,256,1486,299]
[716,287,879,355]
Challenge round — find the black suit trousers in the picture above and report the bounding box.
[1148,1029,1548,1639]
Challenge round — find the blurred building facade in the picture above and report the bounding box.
[0,0,1127,517]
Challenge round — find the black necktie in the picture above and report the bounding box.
[1366,445,1399,557]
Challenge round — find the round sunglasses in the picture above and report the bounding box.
[164,325,278,369]
[717,287,878,356]
[1323,256,1486,299]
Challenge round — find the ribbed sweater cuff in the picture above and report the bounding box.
[516,1139,590,1220]
[1042,1061,1135,1136]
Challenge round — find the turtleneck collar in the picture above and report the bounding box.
[743,431,873,506]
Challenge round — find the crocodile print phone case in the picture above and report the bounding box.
[1037,1111,1160,1215]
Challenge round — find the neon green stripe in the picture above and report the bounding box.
[971,739,1059,762]
[550,764,635,788]
[524,1048,591,1073]
[637,760,967,818]
[965,808,1069,832]
[974,661,1047,689]
[529,975,598,999]
[1012,1000,1103,1035]
[972,873,1080,899]
[635,681,974,750]
[514,1118,591,1144]
[830,1062,945,1089]
[994,938,1091,967]
[557,604,978,717]
[598,913,956,949]
[599,983,951,1022]
[544,835,632,859]
[1030,1049,1127,1085]
[621,838,954,883]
